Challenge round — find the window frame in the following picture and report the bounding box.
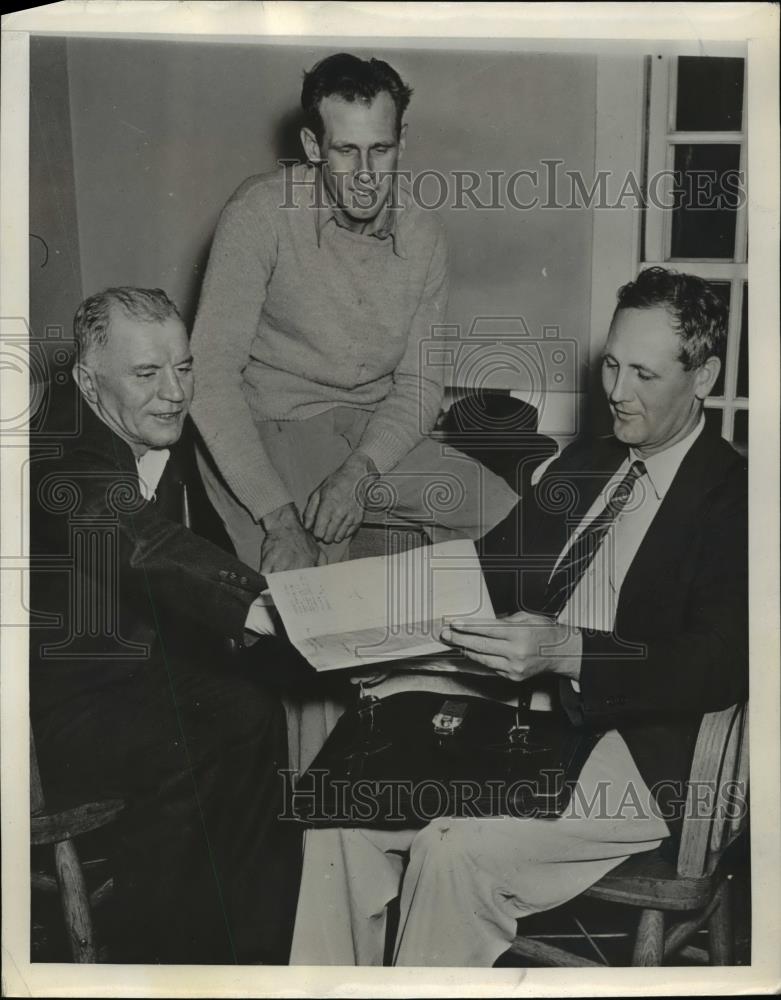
[643,54,748,449]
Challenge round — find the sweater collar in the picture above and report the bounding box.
[309,163,407,258]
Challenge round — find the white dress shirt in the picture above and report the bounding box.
[555,416,705,633]
[135,447,170,501]
[530,417,705,697]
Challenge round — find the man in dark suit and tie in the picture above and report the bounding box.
[30,287,302,964]
[289,267,747,967]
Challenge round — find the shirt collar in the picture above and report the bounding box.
[310,163,407,258]
[136,448,171,501]
[629,414,706,500]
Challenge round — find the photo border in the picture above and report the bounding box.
[2,3,778,996]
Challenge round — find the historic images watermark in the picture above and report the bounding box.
[280,769,748,827]
[1,321,79,438]
[280,160,746,214]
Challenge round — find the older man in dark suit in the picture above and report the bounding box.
[289,267,747,967]
[30,287,302,964]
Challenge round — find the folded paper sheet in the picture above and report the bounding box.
[266,539,496,671]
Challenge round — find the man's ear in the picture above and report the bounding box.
[73,362,98,405]
[300,126,323,164]
[694,356,721,400]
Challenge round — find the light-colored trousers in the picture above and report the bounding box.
[198,407,519,571]
[290,730,669,967]
[197,406,520,773]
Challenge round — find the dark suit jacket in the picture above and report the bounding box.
[480,423,748,831]
[30,395,267,719]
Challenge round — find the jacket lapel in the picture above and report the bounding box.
[519,438,626,612]
[77,400,187,523]
[616,426,738,622]
[535,436,627,553]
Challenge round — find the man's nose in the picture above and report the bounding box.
[608,367,631,403]
[356,150,375,180]
[159,368,186,402]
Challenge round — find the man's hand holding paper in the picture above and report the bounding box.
[440,612,583,683]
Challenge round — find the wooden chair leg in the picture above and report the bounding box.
[509,935,601,967]
[632,908,665,966]
[54,839,97,963]
[707,880,734,965]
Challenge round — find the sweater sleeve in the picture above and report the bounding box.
[358,219,449,472]
[190,181,293,521]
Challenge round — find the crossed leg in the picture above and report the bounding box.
[290,730,669,967]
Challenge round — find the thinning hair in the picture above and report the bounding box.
[301,52,413,143]
[614,266,728,370]
[74,287,181,363]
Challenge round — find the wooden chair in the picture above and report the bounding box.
[508,702,749,967]
[30,728,124,962]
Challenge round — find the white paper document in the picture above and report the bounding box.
[265,539,496,671]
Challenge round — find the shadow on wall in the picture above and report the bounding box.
[181,110,304,331]
[274,108,307,165]
[185,240,217,331]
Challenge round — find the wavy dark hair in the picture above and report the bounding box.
[301,52,413,143]
[614,266,727,370]
[74,287,181,362]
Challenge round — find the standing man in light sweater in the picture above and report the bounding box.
[190,52,518,574]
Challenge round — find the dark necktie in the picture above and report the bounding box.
[542,459,647,619]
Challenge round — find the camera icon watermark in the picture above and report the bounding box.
[420,315,581,443]
[0,318,80,439]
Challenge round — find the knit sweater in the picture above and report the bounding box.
[190,164,450,521]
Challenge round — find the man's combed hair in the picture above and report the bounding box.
[74,287,181,362]
[615,266,728,370]
[301,52,413,143]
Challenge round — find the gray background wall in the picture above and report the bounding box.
[29,37,82,347]
[30,36,597,396]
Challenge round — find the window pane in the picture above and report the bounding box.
[670,144,741,259]
[737,283,748,397]
[707,282,732,397]
[733,409,748,457]
[675,57,744,131]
